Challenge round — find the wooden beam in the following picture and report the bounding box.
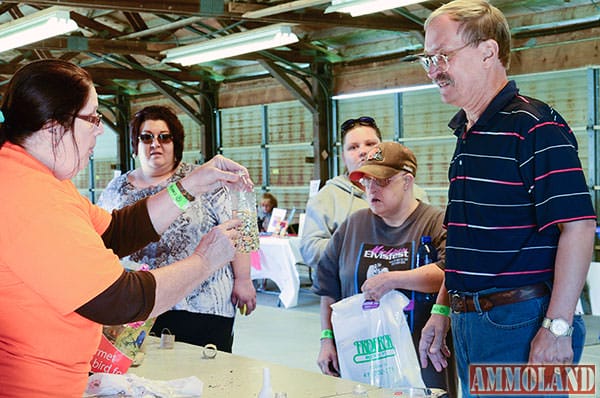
[242,0,330,19]
[150,80,206,126]
[23,1,202,14]
[123,11,148,32]
[258,59,316,113]
[512,26,600,51]
[218,78,298,108]
[69,11,122,37]
[17,36,168,57]
[231,9,421,31]
[509,38,600,76]
[0,64,210,83]
[26,0,420,31]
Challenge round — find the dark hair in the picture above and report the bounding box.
[130,105,185,169]
[262,192,278,208]
[340,116,382,145]
[0,59,93,150]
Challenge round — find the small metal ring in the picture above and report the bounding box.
[203,343,217,359]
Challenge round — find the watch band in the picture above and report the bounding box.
[541,317,552,329]
[542,317,573,337]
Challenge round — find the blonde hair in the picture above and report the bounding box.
[425,0,511,69]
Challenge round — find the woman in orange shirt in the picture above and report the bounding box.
[0,59,250,397]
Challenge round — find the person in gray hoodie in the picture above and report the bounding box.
[300,116,428,272]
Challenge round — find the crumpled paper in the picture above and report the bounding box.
[84,373,203,397]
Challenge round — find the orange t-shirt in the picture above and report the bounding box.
[0,143,124,397]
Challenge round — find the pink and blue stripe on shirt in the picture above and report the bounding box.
[443,81,595,292]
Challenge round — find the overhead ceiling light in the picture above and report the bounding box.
[332,84,436,100]
[0,6,78,53]
[325,0,426,17]
[243,0,331,19]
[161,24,299,66]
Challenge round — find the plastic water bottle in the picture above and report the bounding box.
[352,384,368,397]
[258,367,273,398]
[415,236,437,302]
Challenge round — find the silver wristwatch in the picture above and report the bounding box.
[541,317,573,337]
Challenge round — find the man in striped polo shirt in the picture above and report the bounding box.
[415,1,597,397]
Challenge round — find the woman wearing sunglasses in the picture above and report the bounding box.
[98,105,256,352]
[0,61,250,397]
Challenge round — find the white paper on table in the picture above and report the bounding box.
[266,208,287,234]
[84,372,203,397]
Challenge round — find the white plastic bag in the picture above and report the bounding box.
[84,373,203,397]
[331,290,426,389]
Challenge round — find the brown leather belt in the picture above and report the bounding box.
[449,283,549,313]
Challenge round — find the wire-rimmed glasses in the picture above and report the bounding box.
[416,42,472,73]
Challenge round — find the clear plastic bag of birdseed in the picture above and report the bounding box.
[230,189,260,253]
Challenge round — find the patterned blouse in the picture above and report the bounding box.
[97,162,235,318]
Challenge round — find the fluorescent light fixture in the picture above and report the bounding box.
[0,6,78,53]
[243,0,331,19]
[332,84,436,100]
[325,0,425,17]
[161,24,299,66]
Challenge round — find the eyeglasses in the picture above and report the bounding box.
[416,42,472,73]
[340,116,377,134]
[359,175,393,189]
[138,132,173,144]
[76,113,102,127]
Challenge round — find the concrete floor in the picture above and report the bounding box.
[233,279,600,395]
[233,280,321,373]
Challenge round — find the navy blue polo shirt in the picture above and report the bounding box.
[444,80,596,292]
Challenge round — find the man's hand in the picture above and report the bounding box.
[529,328,573,364]
[419,314,451,372]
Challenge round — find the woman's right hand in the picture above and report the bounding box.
[361,272,392,301]
[191,218,241,272]
[185,155,254,195]
[317,339,340,377]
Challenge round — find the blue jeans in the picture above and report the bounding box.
[450,288,585,398]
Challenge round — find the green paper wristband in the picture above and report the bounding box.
[320,329,334,340]
[431,304,450,317]
[167,183,190,210]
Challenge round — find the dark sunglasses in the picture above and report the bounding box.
[138,132,173,144]
[340,116,377,134]
[76,113,102,127]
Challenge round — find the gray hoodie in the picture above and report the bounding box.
[300,174,429,269]
[300,175,368,268]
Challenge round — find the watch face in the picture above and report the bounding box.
[550,319,569,336]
